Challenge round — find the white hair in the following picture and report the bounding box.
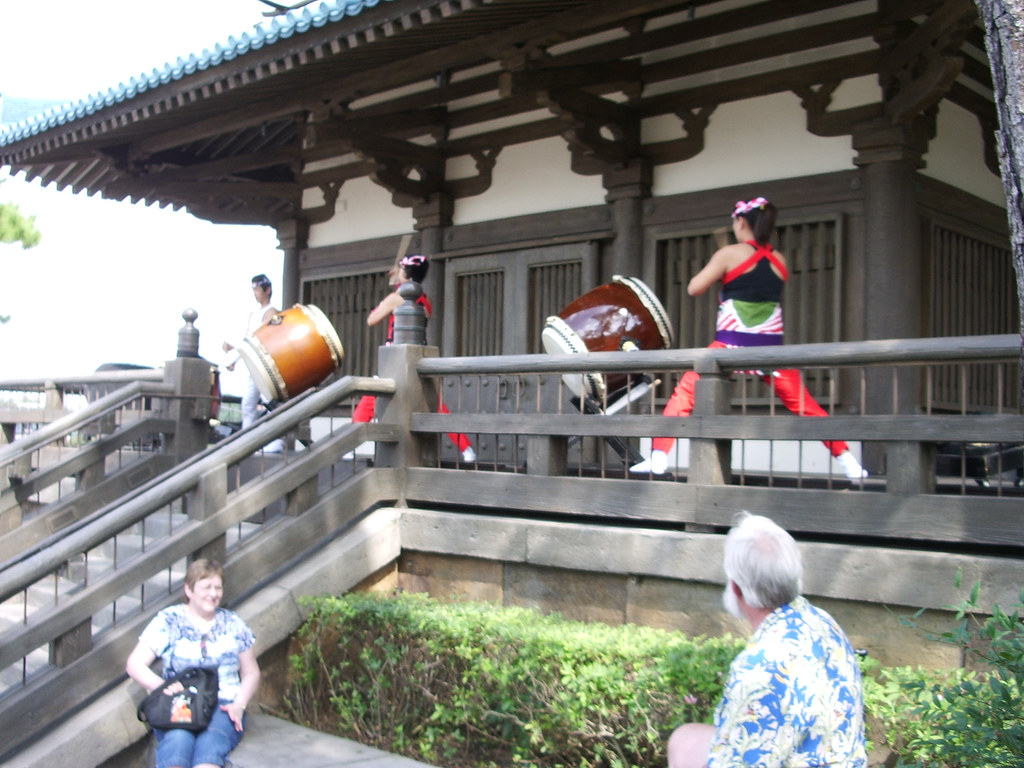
[723,512,803,610]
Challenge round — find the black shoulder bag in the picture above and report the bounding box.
[137,667,219,731]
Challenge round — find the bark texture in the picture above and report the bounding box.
[975,0,1024,396]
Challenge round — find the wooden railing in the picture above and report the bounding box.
[0,373,397,759]
[0,328,1020,763]
[409,334,1023,546]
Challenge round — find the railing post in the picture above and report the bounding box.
[527,435,568,476]
[43,381,63,414]
[391,281,428,346]
[887,440,937,494]
[688,354,732,485]
[189,465,228,564]
[375,343,437,471]
[286,475,320,517]
[375,283,435,471]
[51,618,91,668]
[164,310,215,463]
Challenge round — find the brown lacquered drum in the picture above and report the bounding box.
[237,304,344,402]
[541,275,672,400]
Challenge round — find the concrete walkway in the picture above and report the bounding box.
[229,714,437,768]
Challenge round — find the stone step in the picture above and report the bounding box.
[228,714,435,768]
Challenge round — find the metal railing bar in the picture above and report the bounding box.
[416,335,1020,377]
[0,370,166,391]
[0,382,175,466]
[0,421,397,668]
[409,413,1024,443]
[0,376,396,598]
[4,418,175,499]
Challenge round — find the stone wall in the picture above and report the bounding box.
[392,508,1019,670]
[395,550,961,669]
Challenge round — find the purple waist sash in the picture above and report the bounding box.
[713,330,784,347]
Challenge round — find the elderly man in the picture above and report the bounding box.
[668,513,867,768]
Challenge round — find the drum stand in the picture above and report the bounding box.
[569,375,656,466]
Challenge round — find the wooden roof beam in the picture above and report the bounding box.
[498,60,642,100]
[161,180,300,203]
[639,50,879,118]
[113,1,685,163]
[879,0,978,124]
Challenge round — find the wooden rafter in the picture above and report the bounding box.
[879,0,978,124]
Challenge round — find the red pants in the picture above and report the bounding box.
[652,341,849,457]
[352,395,472,452]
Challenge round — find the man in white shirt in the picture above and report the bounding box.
[222,274,282,449]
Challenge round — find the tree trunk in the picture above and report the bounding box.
[975,0,1024,400]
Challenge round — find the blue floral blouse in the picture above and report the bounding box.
[708,596,867,767]
[138,604,256,703]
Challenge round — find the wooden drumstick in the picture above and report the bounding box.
[713,226,730,250]
[396,233,412,262]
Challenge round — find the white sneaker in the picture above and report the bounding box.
[631,450,668,475]
[461,447,477,462]
[837,451,867,479]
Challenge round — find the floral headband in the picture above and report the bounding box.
[732,197,769,218]
[400,254,427,268]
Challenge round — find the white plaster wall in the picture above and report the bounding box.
[922,100,1005,207]
[650,92,857,197]
[451,137,607,226]
[307,176,415,248]
[303,76,1004,247]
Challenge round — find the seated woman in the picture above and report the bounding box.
[126,559,260,768]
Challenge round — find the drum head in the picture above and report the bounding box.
[297,304,345,367]
[612,275,673,349]
[237,304,345,403]
[237,336,285,401]
[541,316,607,400]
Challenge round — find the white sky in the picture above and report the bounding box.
[1,0,286,394]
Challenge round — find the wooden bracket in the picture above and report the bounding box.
[879,0,977,124]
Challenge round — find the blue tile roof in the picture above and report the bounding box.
[0,0,395,146]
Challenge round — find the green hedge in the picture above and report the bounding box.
[284,592,743,768]
[283,587,1024,768]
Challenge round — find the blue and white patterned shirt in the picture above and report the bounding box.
[708,596,867,767]
[138,604,256,703]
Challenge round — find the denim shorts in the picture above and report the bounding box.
[153,706,244,768]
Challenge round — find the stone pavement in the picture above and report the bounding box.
[228,713,437,768]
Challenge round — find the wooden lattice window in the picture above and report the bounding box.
[446,243,594,357]
[654,216,843,400]
[928,223,1019,411]
[303,271,391,378]
[455,269,505,357]
[527,260,584,354]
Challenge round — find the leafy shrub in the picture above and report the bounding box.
[283,592,743,768]
[874,579,1024,767]
[284,585,1024,768]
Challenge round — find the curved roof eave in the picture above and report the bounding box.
[0,0,398,151]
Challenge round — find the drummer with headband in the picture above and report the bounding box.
[631,197,867,480]
[353,254,476,463]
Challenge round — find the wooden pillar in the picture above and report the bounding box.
[604,158,651,279]
[527,435,568,477]
[51,619,91,668]
[413,192,453,349]
[853,116,932,475]
[853,118,928,346]
[276,218,308,308]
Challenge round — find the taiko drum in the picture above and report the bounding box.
[237,304,344,402]
[540,275,672,400]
